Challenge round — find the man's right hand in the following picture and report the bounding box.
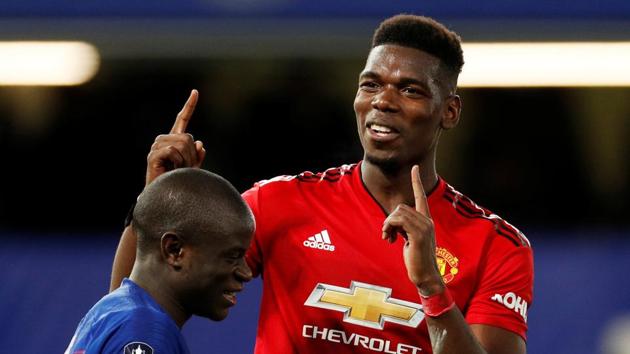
[111,90,206,292]
[145,89,206,186]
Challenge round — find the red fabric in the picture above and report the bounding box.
[242,162,533,354]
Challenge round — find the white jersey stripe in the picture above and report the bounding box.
[321,230,331,244]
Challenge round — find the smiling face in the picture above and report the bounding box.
[354,44,460,172]
[132,168,256,325]
[176,224,254,322]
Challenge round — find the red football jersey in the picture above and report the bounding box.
[243,162,533,354]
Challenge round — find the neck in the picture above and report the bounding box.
[130,260,190,328]
[361,158,438,214]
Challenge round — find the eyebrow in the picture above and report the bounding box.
[359,70,432,92]
[228,246,247,253]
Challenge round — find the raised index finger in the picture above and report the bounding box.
[411,165,432,218]
[170,89,198,134]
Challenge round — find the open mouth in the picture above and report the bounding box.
[367,123,400,141]
[223,290,238,305]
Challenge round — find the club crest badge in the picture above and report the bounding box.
[124,342,154,354]
[436,247,459,284]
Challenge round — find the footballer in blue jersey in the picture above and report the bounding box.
[65,279,189,354]
[66,168,254,354]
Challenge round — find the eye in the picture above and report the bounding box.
[359,80,380,92]
[225,250,245,263]
[402,86,424,97]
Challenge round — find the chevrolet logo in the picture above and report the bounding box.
[304,281,424,329]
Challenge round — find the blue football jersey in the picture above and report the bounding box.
[65,278,190,354]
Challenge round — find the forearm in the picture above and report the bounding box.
[425,306,487,354]
[416,278,487,354]
[422,285,526,354]
[109,226,137,291]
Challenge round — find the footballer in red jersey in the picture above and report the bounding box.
[111,14,534,354]
[242,163,532,354]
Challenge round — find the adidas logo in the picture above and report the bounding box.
[303,230,335,252]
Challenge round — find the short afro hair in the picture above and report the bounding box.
[372,14,464,79]
[133,168,254,256]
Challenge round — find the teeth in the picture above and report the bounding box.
[371,124,392,134]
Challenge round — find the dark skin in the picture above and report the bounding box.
[130,233,192,328]
[358,45,526,354]
[173,229,254,322]
[111,46,526,353]
[129,227,253,328]
[110,91,204,292]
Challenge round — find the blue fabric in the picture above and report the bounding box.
[65,278,190,354]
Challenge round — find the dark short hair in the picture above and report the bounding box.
[372,14,464,80]
[133,168,254,255]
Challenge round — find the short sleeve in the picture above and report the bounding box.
[242,184,263,277]
[99,312,187,354]
[465,243,534,341]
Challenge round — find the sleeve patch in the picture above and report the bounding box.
[124,342,154,354]
[490,292,529,322]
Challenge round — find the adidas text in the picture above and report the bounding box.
[303,230,335,252]
[303,240,335,251]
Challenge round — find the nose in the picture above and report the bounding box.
[235,261,253,283]
[371,85,399,113]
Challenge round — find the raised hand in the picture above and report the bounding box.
[145,89,206,185]
[382,165,444,295]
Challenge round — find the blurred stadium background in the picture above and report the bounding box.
[1,1,629,353]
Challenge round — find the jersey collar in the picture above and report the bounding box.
[353,160,445,217]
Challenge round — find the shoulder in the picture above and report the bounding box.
[97,284,178,337]
[293,163,358,184]
[69,298,177,353]
[86,291,172,333]
[118,305,174,326]
[241,163,359,242]
[438,181,531,250]
[76,287,138,331]
[242,163,358,203]
[103,307,184,353]
[255,163,357,188]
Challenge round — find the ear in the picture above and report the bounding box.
[440,94,461,130]
[161,232,185,271]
